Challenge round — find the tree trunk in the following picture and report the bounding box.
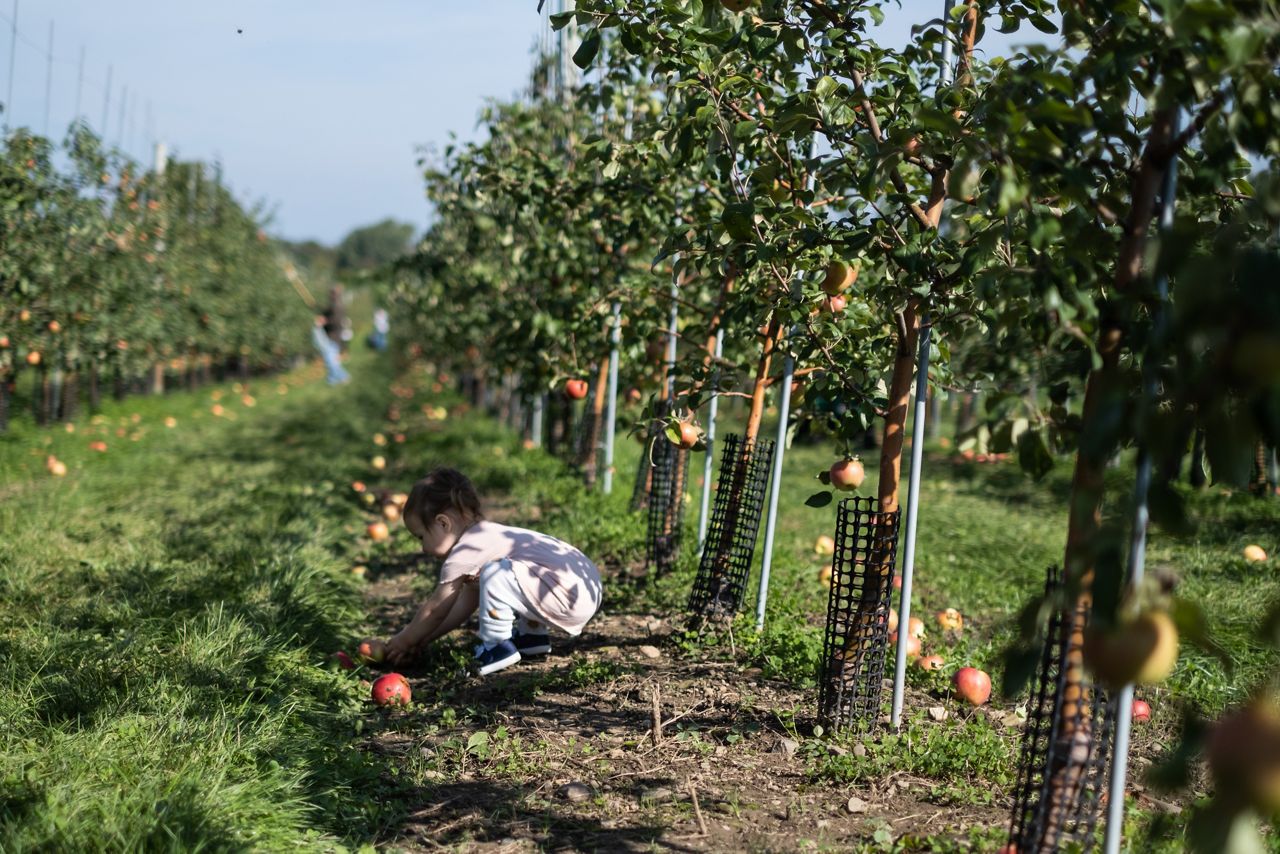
[152,362,165,395]
[35,366,51,426]
[1031,104,1181,854]
[88,364,101,413]
[61,372,79,422]
[0,371,10,433]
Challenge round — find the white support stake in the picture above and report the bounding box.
[532,393,545,447]
[697,328,724,548]
[891,320,932,728]
[1103,110,1180,854]
[755,343,794,632]
[603,300,622,494]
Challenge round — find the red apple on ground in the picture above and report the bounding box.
[829,458,865,491]
[814,535,835,555]
[564,379,589,400]
[371,673,411,707]
[1243,544,1267,562]
[918,654,946,671]
[367,521,390,542]
[953,667,992,705]
[818,565,833,587]
[906,616,926,639]
[1131,699,1151,722]
[333,651,356,670]
[887,608,899,634]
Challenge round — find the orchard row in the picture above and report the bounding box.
[0,124,313,429]
[388,1,1280,848]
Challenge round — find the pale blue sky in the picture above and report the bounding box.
[5,2,1033,245]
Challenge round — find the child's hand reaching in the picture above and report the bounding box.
[384,632,416,666]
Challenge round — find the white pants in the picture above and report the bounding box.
[477,559,547,645]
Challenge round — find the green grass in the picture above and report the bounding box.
[1,355,1277,850]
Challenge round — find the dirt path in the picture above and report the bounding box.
[354,506,1011,852]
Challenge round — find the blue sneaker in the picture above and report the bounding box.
[473,639,521,676]
[512,630,551,657]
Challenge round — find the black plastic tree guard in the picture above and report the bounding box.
[816,496,901,732]
[1007,565,1115,852]
[687,433,775,619]
[644,434,690,574]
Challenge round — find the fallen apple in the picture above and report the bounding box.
[1131,699,1151,722]
[936,608,964,632]
[818,565,833,587]
[906,616,926,639]
[371,455,387,471]
[814,535,836,556]
[953,667,992,705]
[351,481,367,493]
[887,607,899,634]
[371,673,411,707]
[918,654,946,671]
[889,631,922,659]
[382,503,401,522]
[367,521,390,542]
[1244,544,1268,562]
[48,459,67,477]
[333,651,356,670]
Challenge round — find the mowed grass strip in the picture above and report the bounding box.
[0,356,411,851]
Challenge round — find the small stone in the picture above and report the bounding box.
[557,782,594,803]
[852,743,867,758]
[607,748,625,759]
[638,645,661,660]
[775,737,800,756]
[846,796,868,814]
[639,786,676,804]
[598,645,620,657]
[714,745,727,756]
[928,705,949,722]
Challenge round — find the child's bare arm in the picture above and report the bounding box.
[385,577,477,664]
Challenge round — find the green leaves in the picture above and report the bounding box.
[573,28,602,69]
[721,201,756,242]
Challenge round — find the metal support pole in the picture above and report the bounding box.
[891,320,932,727]
[43,21,52,136]
[75,45,84,121]
[755,334,795,632]
[603,300,622,494]
[697,328,724,548]
[532,393,545,447]
[101,64,111,133]
[1103,112,1180,854]
[666,278,678,400]
[756,132,821,632]
[5,0,17,133]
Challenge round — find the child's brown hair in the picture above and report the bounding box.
[404,467,483,528]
